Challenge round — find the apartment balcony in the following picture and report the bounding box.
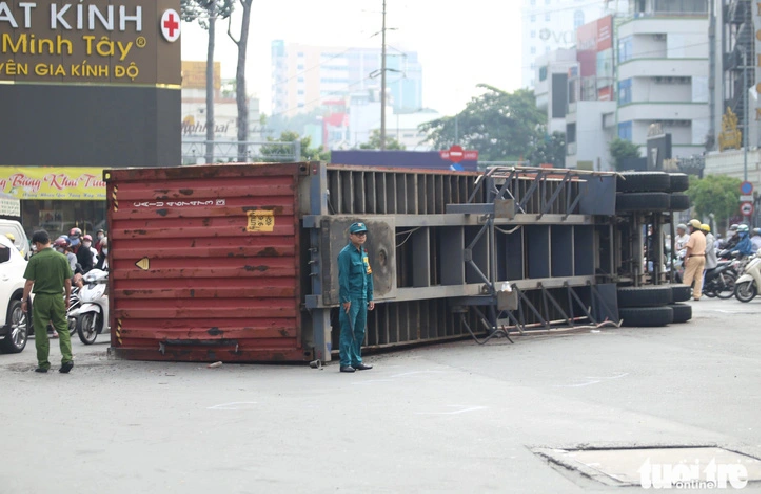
[618,102,709,122]
[618,59,708,80]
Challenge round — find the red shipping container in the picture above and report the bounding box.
[105,162,310,362]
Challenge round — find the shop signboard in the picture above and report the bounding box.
[0,167,106,200]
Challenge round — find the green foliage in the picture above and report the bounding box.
[359,130,406,150]
[609,138,641,171]
[527,130,566,167]
[418,85,545,161]
[686,174,742,230]
[260,131,330,162]
[180,0,234,27]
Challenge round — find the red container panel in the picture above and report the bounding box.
[105,163,309,362]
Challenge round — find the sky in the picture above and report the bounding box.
[179,0,523,117]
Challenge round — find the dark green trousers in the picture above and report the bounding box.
[32,293,72,370]
[339,297,367,367]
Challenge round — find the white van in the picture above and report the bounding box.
[0,220,29,260]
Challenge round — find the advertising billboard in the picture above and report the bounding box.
[0,0,181,86]
[0,167,106,200]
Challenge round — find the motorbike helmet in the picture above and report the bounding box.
[53,238,68,248]
[676,223,687,232]
[701,224,710,232]
[737,224,749,233]
[689,219,702,230]
[754,227,761,236]
[69,227,82,238]
[4,233,15,242]
[83,234,93,242]
[729,224,739,231]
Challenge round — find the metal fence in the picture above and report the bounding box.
[181,140,301,164]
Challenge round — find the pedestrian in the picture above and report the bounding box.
[69,227,94,274]
[702,224,717,271]
[95,237,109,271]
[22,230,74,374]
[674,223,689,259]
[95,229,106,254]
[337,222,375,373]
[683,219,707,301]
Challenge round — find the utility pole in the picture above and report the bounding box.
[744,44,749,183]
[380,0,387,150]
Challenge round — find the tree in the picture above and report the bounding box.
[181,1,235,164]
[418,85,545,161]
[609,138,641,171]
[228,0,253,161]
[687,174,742,231]
[260,131,330,162]
[527,129,566,167]
[359,130,406,150]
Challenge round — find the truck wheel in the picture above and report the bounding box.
[616,172,671,193]
[617,286,674,308]
[619,306,674,327]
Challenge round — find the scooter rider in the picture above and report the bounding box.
[733,224,755,257]
[69,227,94,274]
[751,227,761,252]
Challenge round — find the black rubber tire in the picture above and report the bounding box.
[616,192,671,213]
[669,193,690,211]
[669,303,692,323]
[77,313,99,345]
[734,281,757,303]
[617,285,674,308]
[671,285,692,303]
[616,172,671,193]
[668,173,690,193]
[1,300,28,354]
[619,306,674,327]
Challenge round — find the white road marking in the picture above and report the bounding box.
[553,373,629,388]
[416,405,487,415]
[207,401,258,410]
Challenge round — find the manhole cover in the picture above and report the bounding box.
[534,446,761,488]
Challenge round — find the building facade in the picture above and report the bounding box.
[615,0,710,159]
[521,0,626,88]
[271,41,423,116]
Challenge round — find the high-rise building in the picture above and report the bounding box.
[520,0,625,88]
[271,41,423,116]
[615,0,710,158]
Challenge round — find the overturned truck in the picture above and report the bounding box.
[104,163,690,363]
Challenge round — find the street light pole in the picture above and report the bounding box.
[380,0,387,151]
[744,49,749,183]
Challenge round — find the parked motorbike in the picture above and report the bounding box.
[70,269,110,345]
[703,261,737,298]
[734,252,761,303]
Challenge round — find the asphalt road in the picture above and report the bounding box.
[1,297,760,493]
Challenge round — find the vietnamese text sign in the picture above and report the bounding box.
[0,0,181,86]
[0,167,106,200]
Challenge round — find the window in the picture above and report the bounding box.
[530,0,535,4]
[618,121,633,141]
[297,90,304,95]
[539,66,548,81]
[567,123,576,143]
[297,52,304,58]
[618,37,633,63]
[530,15,535,22]
[531,63,536,70]
[573,10,585,29]
[545,0,550,4]
[545,13,550,21]
[297,64,304,70]
[297,77,304,83]
[531,46,536,54]
[618,79,632,105]
[531,30,536,38]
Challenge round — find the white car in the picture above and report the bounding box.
[0,235,29,353]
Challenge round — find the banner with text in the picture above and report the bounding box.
[0,168,106,200]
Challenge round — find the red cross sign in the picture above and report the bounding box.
[161,9,181,42]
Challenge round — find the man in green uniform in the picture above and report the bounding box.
[337,222,375,373]
[22,230,74,374]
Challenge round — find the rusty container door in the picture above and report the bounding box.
[105,163,309,362]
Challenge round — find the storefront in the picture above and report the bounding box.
[0,167,106,241]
